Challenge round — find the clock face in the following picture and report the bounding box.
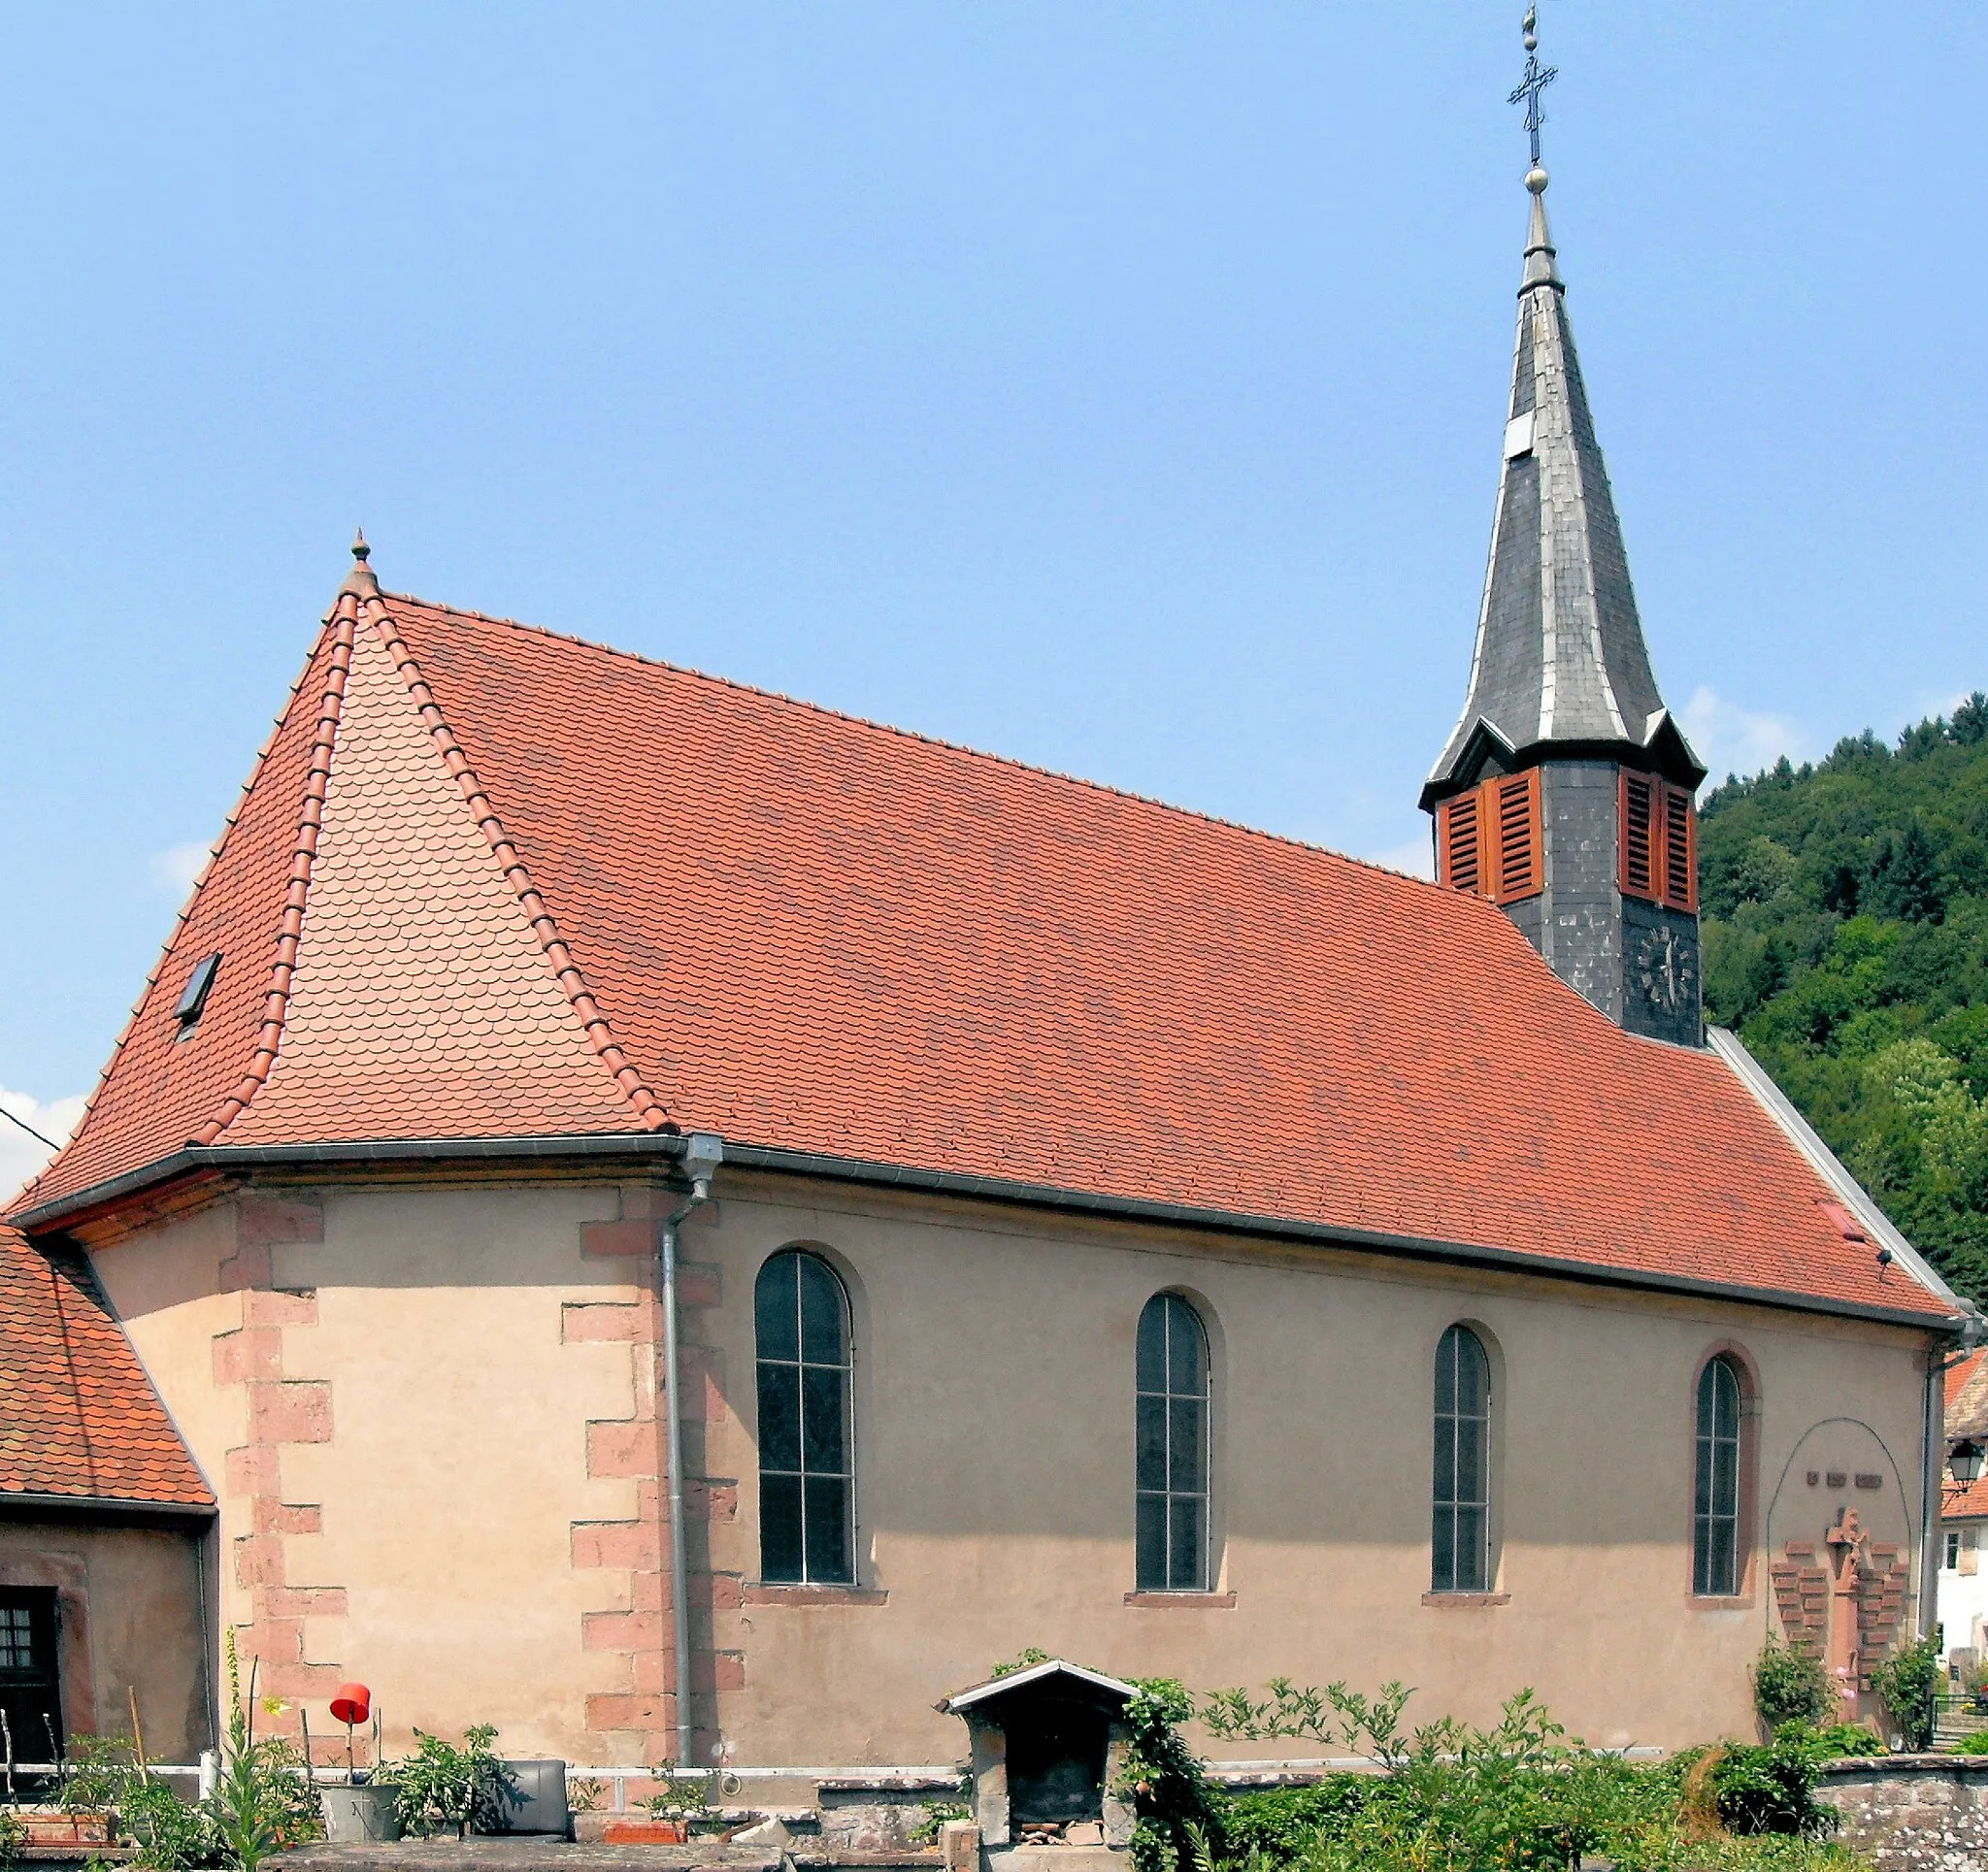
[1636,926,1697,1013]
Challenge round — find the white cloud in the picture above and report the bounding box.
[149,841,211,898]
[1679,686,1808,785]
[0,1088,87,1205]
[1363,834,1435,879]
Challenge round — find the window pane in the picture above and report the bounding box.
[1710,1522,1736,1596]
[804,1477,852,1584]
[758,1363,802,1473]
[1711,1442,1738,1520]
[1455,1416,1483,1508]
[1136,1396,1168,1493]
[760,1474,804,1582]
[1435,1331,1457,1414]
[1432,1507,1455,1593]
[1169,1398,1205,1494]
[1453,1507,1485,1591]
[1167,1298,1205,1396]
[1433,1418,1457,1506]
[1714,1363,1740,1439]
[1453,1331,1486,1416]
[799,1255,846,1365]
[802,1365,847,1474]
[755,1253,799,1363]
[1169,1496,1205,1591]
[1136,1495,1168,1590]
[1137,1300,1167,1394]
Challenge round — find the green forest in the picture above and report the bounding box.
[1699,692,1988,1302]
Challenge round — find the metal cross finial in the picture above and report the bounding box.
[1508,6,1557,171]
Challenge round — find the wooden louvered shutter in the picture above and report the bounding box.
[1490,771,1542,903]
[1441,791,1483,894]
[1662,784,1696,910]
[1619,772,1655,900]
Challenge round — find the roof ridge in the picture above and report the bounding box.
[6,621,346,1218]
[383,591,1454,900]
[363,595,671,1133]
[196,599,360,1142]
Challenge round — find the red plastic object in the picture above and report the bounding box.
[329,1682,371,1724]
[605,1821,688,1845]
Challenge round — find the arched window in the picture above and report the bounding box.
[1693,1354,1743,1596]
[1432,1325,1492,1593]
[754,1249,853,1584]
[1136,1293,1209,1592]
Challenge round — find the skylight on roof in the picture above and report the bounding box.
[173,952,221,1033]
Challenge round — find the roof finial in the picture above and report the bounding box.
[1508,4,1557,193]
[336,526,381,603]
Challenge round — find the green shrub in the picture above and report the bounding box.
[1211,1780,1385,1860]
[907,1801,972,1847]
[1116,1680,1223,1872]
[1872,1632,1943,1751]
[1752,1636,1834,1732]
[119,1778,212,1872]
[392,1725,517,1839]
[1950,1728,1988,1756]
[1706,1732,1839,1840]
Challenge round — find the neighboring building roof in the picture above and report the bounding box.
[0,1223,213,1509]
[1425,178,1703,804]
[1942,1349,1988,1520]
[8,563,1959,1327]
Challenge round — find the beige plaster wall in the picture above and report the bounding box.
[91,1172,1935,1775]
[0,1520,210,1761]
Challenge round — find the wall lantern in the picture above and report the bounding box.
[1950,1439,1985,1487]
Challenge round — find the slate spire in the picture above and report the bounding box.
[1424,162,1699,800]
[1422,13,1705,1046]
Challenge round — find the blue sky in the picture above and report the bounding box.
[2,3,1984,1190]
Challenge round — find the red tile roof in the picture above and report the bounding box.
[12,583,1960,1324]
[0,1223,213,1507]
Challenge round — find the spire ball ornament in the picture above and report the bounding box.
[1526,166,1549,194]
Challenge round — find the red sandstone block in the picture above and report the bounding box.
[688,1480,738,1524]
[260,1661,344,1698]
[239,1198,325,1248]
[243,1289,319,1329]
[562,1302,642,1342]
[631,1572,666,1612]
[679,1347,727,1424]
[234,1534,285,1588]
[585,1692,672,1731]
[587,1421,658,1481]
[250,1381,332,1445]
[260,1586,348,1619]
[700,1652,746,1692]
[219,1243,274,1295]
[241,1617,304,1661]
[572,1522,662,1571]
[678,1263,721,1308]
[214,1328,282,1386]
[701,1573,743,1612]
[256,1502,322,1536]
[581,1220,658,1260]
[226,1447,281,1496]
[583,1610,663,1652]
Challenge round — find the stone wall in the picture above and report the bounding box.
[1816,1756,1988,1871]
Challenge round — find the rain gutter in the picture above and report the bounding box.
[13,1134,1964,1335]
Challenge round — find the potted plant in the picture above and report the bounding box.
[393,1725,518,1839]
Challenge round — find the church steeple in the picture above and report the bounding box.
[1423,8,1706,1045]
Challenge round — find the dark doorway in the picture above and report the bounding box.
[0,1590,62,1765]
[1003,1686,1110,1826]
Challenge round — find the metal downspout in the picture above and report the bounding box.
[660,1134,724,1771]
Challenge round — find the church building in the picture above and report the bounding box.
[7,77,1974,1781]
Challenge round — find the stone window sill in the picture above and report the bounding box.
[1124,1591,1238,1608]
[742,1583,889,1606]
[1421,1592,1510,1607]
[1686,1593,1755,1611]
